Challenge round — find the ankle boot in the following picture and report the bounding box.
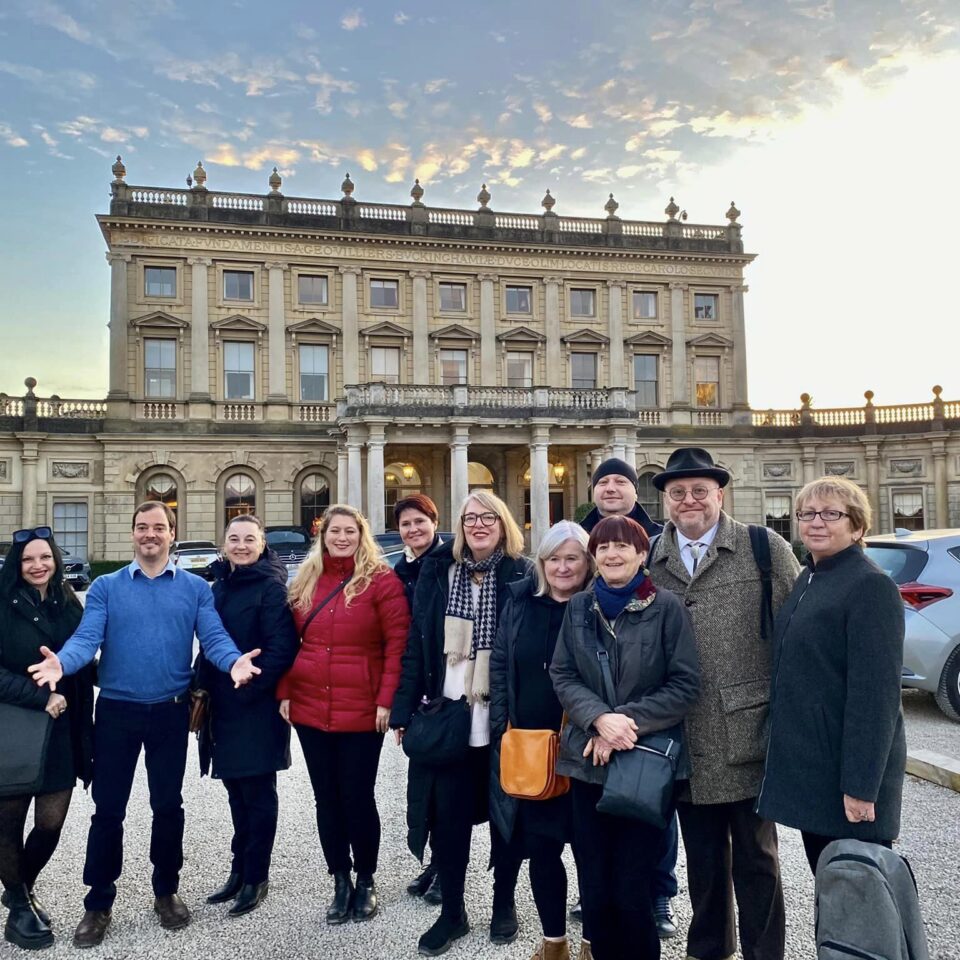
[4,884,54,950]
[531,939,571,960]
[326,871,354,925]
[1,888,49,927]
[352,875,378,921]
[206,872,242,904]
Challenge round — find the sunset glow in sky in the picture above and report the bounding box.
[0,0,958,408]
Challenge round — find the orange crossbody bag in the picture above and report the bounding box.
[499,716,570,801]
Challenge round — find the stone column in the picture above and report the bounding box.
[106,253,130,398]
[863,441,881,530]
[607,280,626,388]
[730,284,749,415]
[18,438,40,528]
[801,443,818,484]
[366,423,386,533]
[608,430,627,462]
[266,261,289,404]
[188,257,211,401]
[410,270,430,383]
[450,426,470,517]
[340,266,361,385]
[669,282,688,409]
[530,425,551,551]
[576,451,591,507]
[431,448,448,526]
[544,278,563,387]
[932,438,949,527]
[337,445,348,503]
[478,274,498,385]
[346,433,364,509]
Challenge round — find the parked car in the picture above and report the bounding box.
[265,525,313,581]
[61,551,92,590]
[172,542,220,580]
[864,529,960,721]
[377,532,453,570]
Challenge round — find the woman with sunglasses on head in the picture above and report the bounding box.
[0,527,94,950]
[391,491,532,957]
[757,477,906,876]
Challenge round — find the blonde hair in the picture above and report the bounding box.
[288,504,389,610]
[452,490,525,562]
[795,476,872,543]
[533,521,593,597]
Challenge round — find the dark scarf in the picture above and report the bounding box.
[594,568,655,620]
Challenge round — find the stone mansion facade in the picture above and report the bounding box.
[1,158,958,560]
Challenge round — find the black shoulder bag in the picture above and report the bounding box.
[401,694,472,766]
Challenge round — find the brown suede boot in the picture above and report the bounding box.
[576,938,593,960]
[530,937,571,960]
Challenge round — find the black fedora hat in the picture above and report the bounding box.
[652,447,730,491]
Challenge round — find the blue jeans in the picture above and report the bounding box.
[82,697,189,911]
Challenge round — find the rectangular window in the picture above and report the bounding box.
[299,344,329,402]
[695,356,720,407]
[694,293,718,320]
[223,270,254,301]
[53,502,88,561]
[371,346,400,384]
[505,285,532,314]
[144,266,176,298]
[224,341,255,400]
[765,495,792,542]
[632,290,657,320]
[571,353,597,389]
[298,274,328,305]
[439,282,467,311]
[144,338,176,398]
[506,351,533,388]
[570,288,596,318]
[634,354,658,407]
[370,278,399,309]
[893,491,925,531]
[440,349,468,385]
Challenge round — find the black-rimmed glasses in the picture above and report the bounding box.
[796,510,849,523]
[462,512,499,528]
[13,526,52,543]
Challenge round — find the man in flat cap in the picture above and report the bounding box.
[647,447,800,960]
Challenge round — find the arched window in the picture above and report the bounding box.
[300,472,331,535]
[224,472,256,525]
[638,472,662,524]
[141,471,180,528]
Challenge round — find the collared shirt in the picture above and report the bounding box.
[676,522,720,576]
[127,558,178,579]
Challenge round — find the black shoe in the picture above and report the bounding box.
[418,910,470,957]
[568,899,582,923]
[352,875,378,922]
[1,888,50,927]
[4,884,54,950]
[407,864,437,897]
[72,909,111,949]
[489,904,518,945]
[228,881,269,917]
[653,896,677,939]
[154,894,191,931]
[422,871,442,906]
[206,872,243,904]
[326,871,354,926]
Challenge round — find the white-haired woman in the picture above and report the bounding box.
[490,521,594,960]
[278,505,410,924]
[390,490,532,957]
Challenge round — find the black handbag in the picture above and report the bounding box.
[401,695,471,766]
[593,639,680,829]
[0,702,54,798]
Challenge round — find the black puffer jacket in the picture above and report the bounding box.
[196,550,299,779]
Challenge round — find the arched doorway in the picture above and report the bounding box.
[468,462,495,492]
[384,461,423,529]
[299,471,331,536]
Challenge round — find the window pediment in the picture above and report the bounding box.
[496,327,546,343]
[561,328,610,345]
[686,333,733,348]
[130,310,188,330]
[430,323,477,341]
[287,318,340,337]
[360,320,410,340]
[211,314,267,333]
[626,331,672,347]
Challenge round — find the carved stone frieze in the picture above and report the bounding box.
[824,462,855,477]
[762,462,792,479]
[890,458,922,476]
[52,461,90,479]
[0,459,8,481]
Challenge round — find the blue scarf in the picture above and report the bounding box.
[594,568,648,620]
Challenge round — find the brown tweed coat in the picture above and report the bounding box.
[648,511,801,804]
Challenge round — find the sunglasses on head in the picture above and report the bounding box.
[13,526,53,543]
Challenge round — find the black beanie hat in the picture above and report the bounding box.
[591,457,638,488]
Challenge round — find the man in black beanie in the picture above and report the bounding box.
[580,457,661,537]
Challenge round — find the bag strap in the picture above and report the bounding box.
[299,576,352,640]
[594,629,619,711]
[748,524,774,640]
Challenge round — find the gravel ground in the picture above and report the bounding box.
[1,693,957,960]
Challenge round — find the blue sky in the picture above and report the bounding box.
[1,0,959,406]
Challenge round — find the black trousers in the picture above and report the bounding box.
[222,773,278,885]
[677,798,785,960]
[296,726,384,877]
[526,832,567,938]
[572,780,662,960]
[801,831,892,876]
[431,745,522,920]
[83,697,189,911]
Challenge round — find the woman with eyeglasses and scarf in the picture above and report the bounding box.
[391,491,532,957]
[0,527,94,950]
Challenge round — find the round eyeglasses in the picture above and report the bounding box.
[666,485,718,502]
[796,509,849,522]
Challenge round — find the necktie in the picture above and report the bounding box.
[689,542,702,573]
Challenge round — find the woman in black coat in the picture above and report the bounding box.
[490,521,593,960]
[390,491,532,958]
[757,477,906,875]
[197,514,299,916]
[0,528,94,950]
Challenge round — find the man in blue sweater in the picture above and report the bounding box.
[29,502,261,948]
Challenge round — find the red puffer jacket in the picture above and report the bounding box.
[277,556,410,732]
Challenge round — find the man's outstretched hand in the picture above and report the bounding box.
[28,646,63,691]
[230,649,262,688]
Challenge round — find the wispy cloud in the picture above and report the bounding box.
[26,0,93,45]
[394,11,410,25]
[340,8,365,31]
[0,122,29,148]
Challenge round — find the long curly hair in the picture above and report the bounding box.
[287,504,388,611]
[0,532,76,606]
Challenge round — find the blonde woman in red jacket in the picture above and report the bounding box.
[278,504,410,925]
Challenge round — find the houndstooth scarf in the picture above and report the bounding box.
[444,547,504,704]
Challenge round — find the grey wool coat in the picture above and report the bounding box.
[648,511,801,804]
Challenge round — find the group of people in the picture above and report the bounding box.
[0,445,907,960]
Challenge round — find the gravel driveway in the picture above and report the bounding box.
[2,690,957,959]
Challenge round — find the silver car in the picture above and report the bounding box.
[864,529,960,721]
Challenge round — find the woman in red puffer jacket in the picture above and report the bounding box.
[278,504,409,926]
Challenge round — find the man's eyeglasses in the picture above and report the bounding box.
[666,485,718,502]
[13,526,52,543]
[796,509,849,523]
[462,512,499,528]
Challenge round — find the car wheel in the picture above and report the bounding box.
[934,644,960,722]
